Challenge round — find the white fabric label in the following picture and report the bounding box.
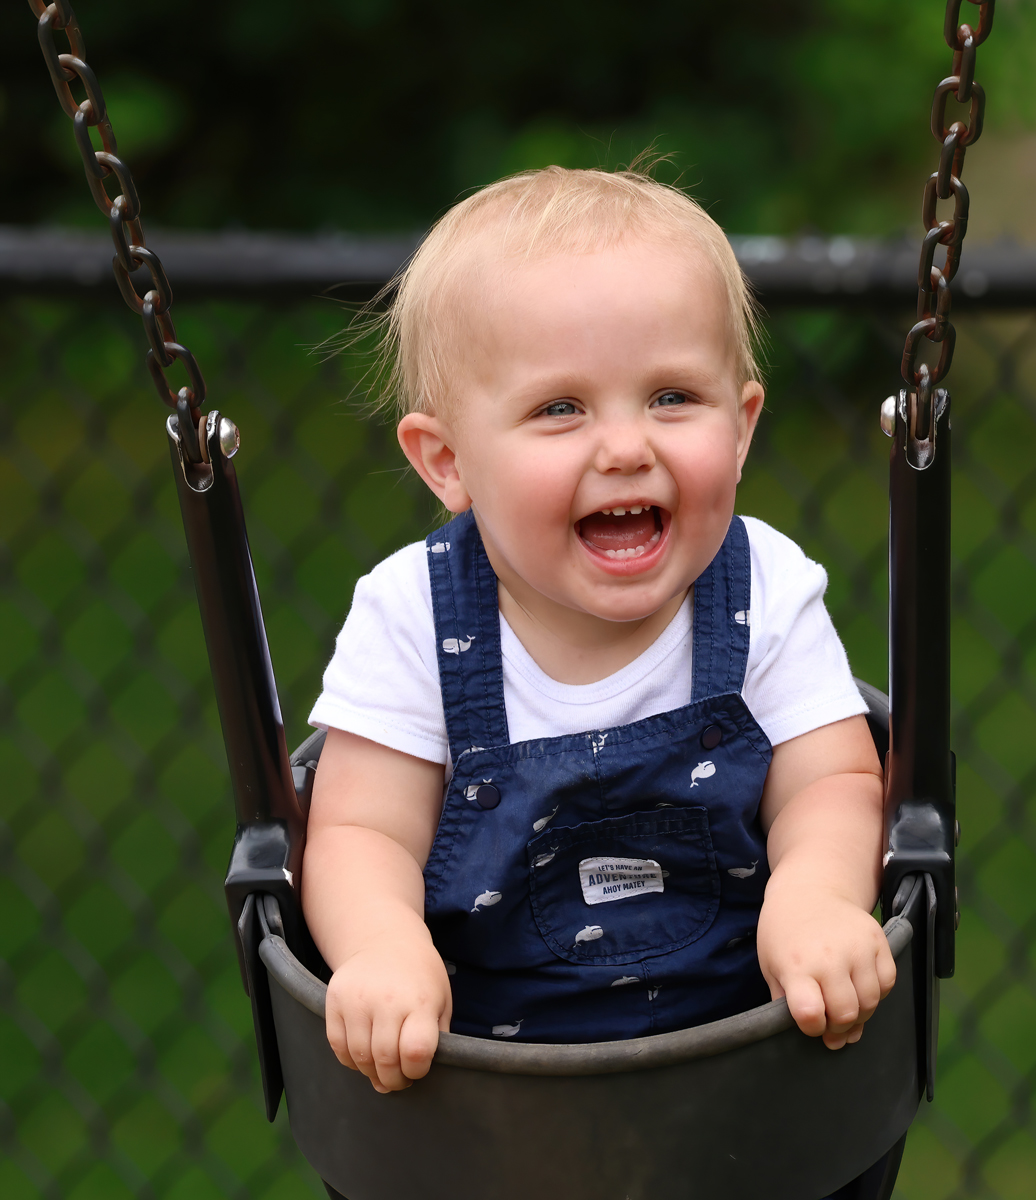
[578,857,664,906]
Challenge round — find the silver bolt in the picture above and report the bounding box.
[218,416,240,459]
[880,396,897,437]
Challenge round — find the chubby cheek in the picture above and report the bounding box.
[670,434,740,513]
[469,456,579,561]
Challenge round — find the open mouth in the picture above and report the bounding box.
[576,505,665,560]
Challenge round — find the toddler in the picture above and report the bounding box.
[302,166,895,1095]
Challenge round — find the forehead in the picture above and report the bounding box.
[469,227,722,295]
[448,235,736,376]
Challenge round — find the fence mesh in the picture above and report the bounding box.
[2,288,1036,1200]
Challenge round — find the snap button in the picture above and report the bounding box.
[701,725,722,750]
[475,784,501,810]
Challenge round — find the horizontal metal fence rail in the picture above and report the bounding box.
[4,225,1036,306]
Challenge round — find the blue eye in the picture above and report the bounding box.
[542,401,578,417]
[654,391,689,407]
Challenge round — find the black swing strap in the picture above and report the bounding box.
[880,0,996,1103]
[27,0,311,1121]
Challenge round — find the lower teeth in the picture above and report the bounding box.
[601,531,661,560]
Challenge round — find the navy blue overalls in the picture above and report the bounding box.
[423,509,774,1043]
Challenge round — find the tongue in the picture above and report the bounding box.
[579,509,657,551]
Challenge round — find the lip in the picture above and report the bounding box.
[575,506,671,577]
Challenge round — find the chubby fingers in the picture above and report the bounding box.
[848,941,897,1025]
[327,1004,384,1088]
[876,938,898,998]
[827,1020,865,1050]
[785,971,861,1049]
[397,1009,444,1082]
[810,939,898,1050]
[367,1009,416,1092]
[327,1002,448,1092]
[326,999,401,1093]
[781,974,828,1038]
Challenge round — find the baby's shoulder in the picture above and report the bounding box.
[738,516,829,620]
[357,539,432,598]
[739,515,816,574]
[346,540,435,637]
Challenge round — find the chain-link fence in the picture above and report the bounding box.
[2,272,1036,1199]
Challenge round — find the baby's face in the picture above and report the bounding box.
[402,236,763,626]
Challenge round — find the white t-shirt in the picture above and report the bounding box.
[308,516,867,770]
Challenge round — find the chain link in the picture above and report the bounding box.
[901,0,995,420]
[28,0,207,460]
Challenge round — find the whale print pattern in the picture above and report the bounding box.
[611,976,639,987]
[591,731,609,754]
[690,761,716,787]
[492,1021,523,1038]
[532,851,556,868]
[574,924,604,946]
[727,860,758,879]
[647,987,660,1001]
[442,634,476,655]
[465,779,494,802]
[532,806,559,833]
[471,890,503,913]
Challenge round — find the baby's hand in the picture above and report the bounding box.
[324,934,452,1092]
[756,888,896,1050]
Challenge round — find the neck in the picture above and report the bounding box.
[495,576,688,685]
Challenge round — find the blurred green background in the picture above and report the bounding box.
[4,0,1036,240]
[4,1,1036,1198]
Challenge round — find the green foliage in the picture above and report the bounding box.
[6,0,1036,236]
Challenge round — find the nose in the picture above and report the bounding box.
[592,414,656,475]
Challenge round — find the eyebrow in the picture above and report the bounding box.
[503,361,730,405]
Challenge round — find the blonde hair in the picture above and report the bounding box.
[368,165,764,420]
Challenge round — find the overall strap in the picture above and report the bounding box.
[691,516,752,702]
[426,510,510,761]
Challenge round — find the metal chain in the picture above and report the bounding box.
[28,0,207,462]
[900,0,994,431]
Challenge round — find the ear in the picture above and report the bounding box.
[397,412,472,513]
[735,381,765,479]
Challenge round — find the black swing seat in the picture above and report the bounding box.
[239,683,931,1200]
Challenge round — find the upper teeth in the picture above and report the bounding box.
[602,505,645,516]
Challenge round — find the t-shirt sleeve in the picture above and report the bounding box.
[307,541,449,765]
[741,516,868,747]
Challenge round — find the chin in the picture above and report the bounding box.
[581,587,681,625]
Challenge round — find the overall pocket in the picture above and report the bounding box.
[527,808,721,966]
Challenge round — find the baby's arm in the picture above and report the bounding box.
[301,728,450,1093]
[756,714,895,1050]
